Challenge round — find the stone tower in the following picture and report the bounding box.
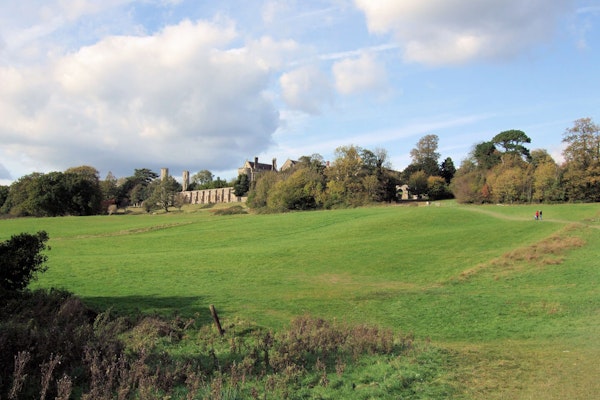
[160,168,169,181]
[182,170,190,191]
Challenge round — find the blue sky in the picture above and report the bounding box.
[1,0,599,184]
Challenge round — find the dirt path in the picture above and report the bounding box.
[456,205,600,228]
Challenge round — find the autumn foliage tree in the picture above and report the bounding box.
[409,134,441,176]
[451,119,599,204]
[267,167,325,211]
[452,132,533,203]
[561,117,600,201]
[246,145,399,212]
[325,145,372,207]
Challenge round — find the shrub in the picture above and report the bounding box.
[211,205,247,215]
[0,231,50,294]
[2,301,426,399]
[0,289,104,399]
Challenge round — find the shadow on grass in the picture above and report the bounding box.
[82,295,217,325]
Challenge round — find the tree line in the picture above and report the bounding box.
[246,118,598,211]
[245,138,453,212]
[452,118,600,203]
[0,117,597,217]
[0,165,239,216]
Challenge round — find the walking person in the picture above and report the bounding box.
[539,210,542,220]
[535,210,539,220]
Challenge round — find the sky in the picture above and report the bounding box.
[1,0,599,184]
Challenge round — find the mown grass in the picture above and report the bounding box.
[2,201,599,398]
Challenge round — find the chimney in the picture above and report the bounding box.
[254,156,259,169]
[272,158,277,171]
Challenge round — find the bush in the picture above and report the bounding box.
[0,231,50,294]
[211,205,247,215]
[1,299,437,399]
[0,289,115,399]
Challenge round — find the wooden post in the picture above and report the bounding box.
[209,304,224,336]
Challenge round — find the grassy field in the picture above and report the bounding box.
[1,201,599,398]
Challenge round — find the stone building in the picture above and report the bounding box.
[238,157,278,182]
[179,156,298,205]
[181,187,243,205]
[280,159,298,171]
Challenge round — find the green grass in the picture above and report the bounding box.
[2,201,599,398]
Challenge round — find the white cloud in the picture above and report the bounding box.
[0,0,133,61]
[0,18,293,178]
[332,52,388,95]
[262,0,294,24]
[280,65,333,114]
[354,0,574,65]
[245,35,302,70]
[572,5,600,50]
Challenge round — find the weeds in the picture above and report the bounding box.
[8,351,30,399]
[1,291,441,399]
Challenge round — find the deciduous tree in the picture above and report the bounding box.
[488,166,524,203]
[561,118,600,201]
[297,154,327,174]
[533,160,562,202]
[0,185,8,210]
[267,167,324,211]
[145,176,181,212]
[562,117,600,168]
[325,145,369,206]
[100,171,118,201]
[409,134,441,176]
[247,171,281,209]
[408,170,428,198]
[64,166,102,215]
[427,176,450,200]
[192,170,214,189]
[450,160,487,203]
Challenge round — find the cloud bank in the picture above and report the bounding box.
[355,0,574,65]
[0,18,290,178]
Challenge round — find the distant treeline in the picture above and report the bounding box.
[1,117,598,216]
[247,117,600,211]
[452,118,600,204]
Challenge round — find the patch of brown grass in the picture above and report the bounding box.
[456,226,586,282]
[501,234,584,264]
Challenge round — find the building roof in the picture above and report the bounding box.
[246,161,274,171]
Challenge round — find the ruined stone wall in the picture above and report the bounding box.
[181,187,246,205]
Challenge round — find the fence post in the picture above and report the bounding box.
[209,304,224,336]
